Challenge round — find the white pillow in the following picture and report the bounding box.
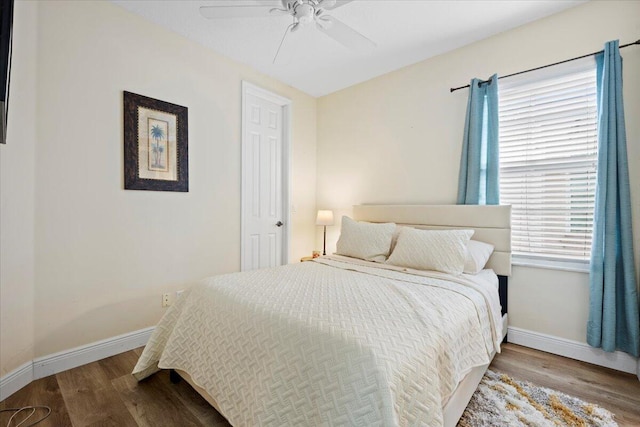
[389,225,405,254]
[386,228,474,275]
[335,216,395,262]
[464,240,495,274]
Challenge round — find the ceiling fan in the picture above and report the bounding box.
[199,0,376,63]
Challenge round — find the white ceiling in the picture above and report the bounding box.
[112,0,585,97]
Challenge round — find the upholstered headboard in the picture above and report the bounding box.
[353,204,512,276]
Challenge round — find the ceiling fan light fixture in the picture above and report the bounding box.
[294,3,315,24]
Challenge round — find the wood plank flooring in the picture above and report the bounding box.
[1,343,638,426]
[490,344,640,426]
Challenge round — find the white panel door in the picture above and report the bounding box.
[242,92,284,270]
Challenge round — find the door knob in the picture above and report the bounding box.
[275,221,284,227]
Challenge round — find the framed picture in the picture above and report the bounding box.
[0,0,15,144]
[123,91,188,192]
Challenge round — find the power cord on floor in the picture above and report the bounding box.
[0,406,51,427]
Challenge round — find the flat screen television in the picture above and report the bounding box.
[0,0,13,144]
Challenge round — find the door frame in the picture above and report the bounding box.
[240,81,292,271]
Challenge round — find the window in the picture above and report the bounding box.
[498,62,598,266]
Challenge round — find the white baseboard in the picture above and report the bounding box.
[507,326,639,377]
[4,324,636,401]
[1,326,154,401]
[32,327,154,379]
[0,362,34,401]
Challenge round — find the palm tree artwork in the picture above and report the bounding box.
[149,121,168,171]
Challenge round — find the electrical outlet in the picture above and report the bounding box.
[176,289,184,299]
[162,293,171,307]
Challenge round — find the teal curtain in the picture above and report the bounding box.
[587,40,639,357]
[457,74,499,205]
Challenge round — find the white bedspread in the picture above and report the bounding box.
[133,256,501,427]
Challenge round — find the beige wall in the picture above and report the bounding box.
[317,0,640,343]
[2,0,638,377]
[24,0,316,357]
[0,1,37,376]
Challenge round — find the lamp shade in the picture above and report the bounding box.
[316,210,334,226]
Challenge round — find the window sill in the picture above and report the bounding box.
[512,255,590,273]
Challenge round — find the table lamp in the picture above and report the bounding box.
[316,210,334,256]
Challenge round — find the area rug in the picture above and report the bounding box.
[458,369,618,426]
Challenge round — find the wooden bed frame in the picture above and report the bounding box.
[172,204,512,427]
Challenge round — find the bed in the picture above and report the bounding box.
[133,204,511,426]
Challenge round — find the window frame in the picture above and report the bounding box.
[498,57,598,272]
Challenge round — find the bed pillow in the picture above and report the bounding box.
[389,225,406,254]
[464,240,495,274]
[386,228,474,275]
[335,216,395,262]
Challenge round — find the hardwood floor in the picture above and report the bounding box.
[1,343,638,426]
[490,344,640,426]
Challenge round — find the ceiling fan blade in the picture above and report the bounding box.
[316,15,376,51]
[318,0,356,11]
[199,1,283,19]
[269,8,292,16]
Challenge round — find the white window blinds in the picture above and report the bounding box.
[499,66,598,262]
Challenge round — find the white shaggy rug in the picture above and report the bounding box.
[458,369,618,426]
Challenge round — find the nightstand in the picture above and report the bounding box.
[300,256,314,262]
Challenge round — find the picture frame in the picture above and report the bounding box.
[0,0,15,144]
[123,91,188,192]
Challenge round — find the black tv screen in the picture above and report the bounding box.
[0,0,13,144]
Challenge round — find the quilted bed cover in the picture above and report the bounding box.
[133,256,502,427]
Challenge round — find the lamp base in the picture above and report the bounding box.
[322,225,327,256]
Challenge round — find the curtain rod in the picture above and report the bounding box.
[449,39,640,93]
